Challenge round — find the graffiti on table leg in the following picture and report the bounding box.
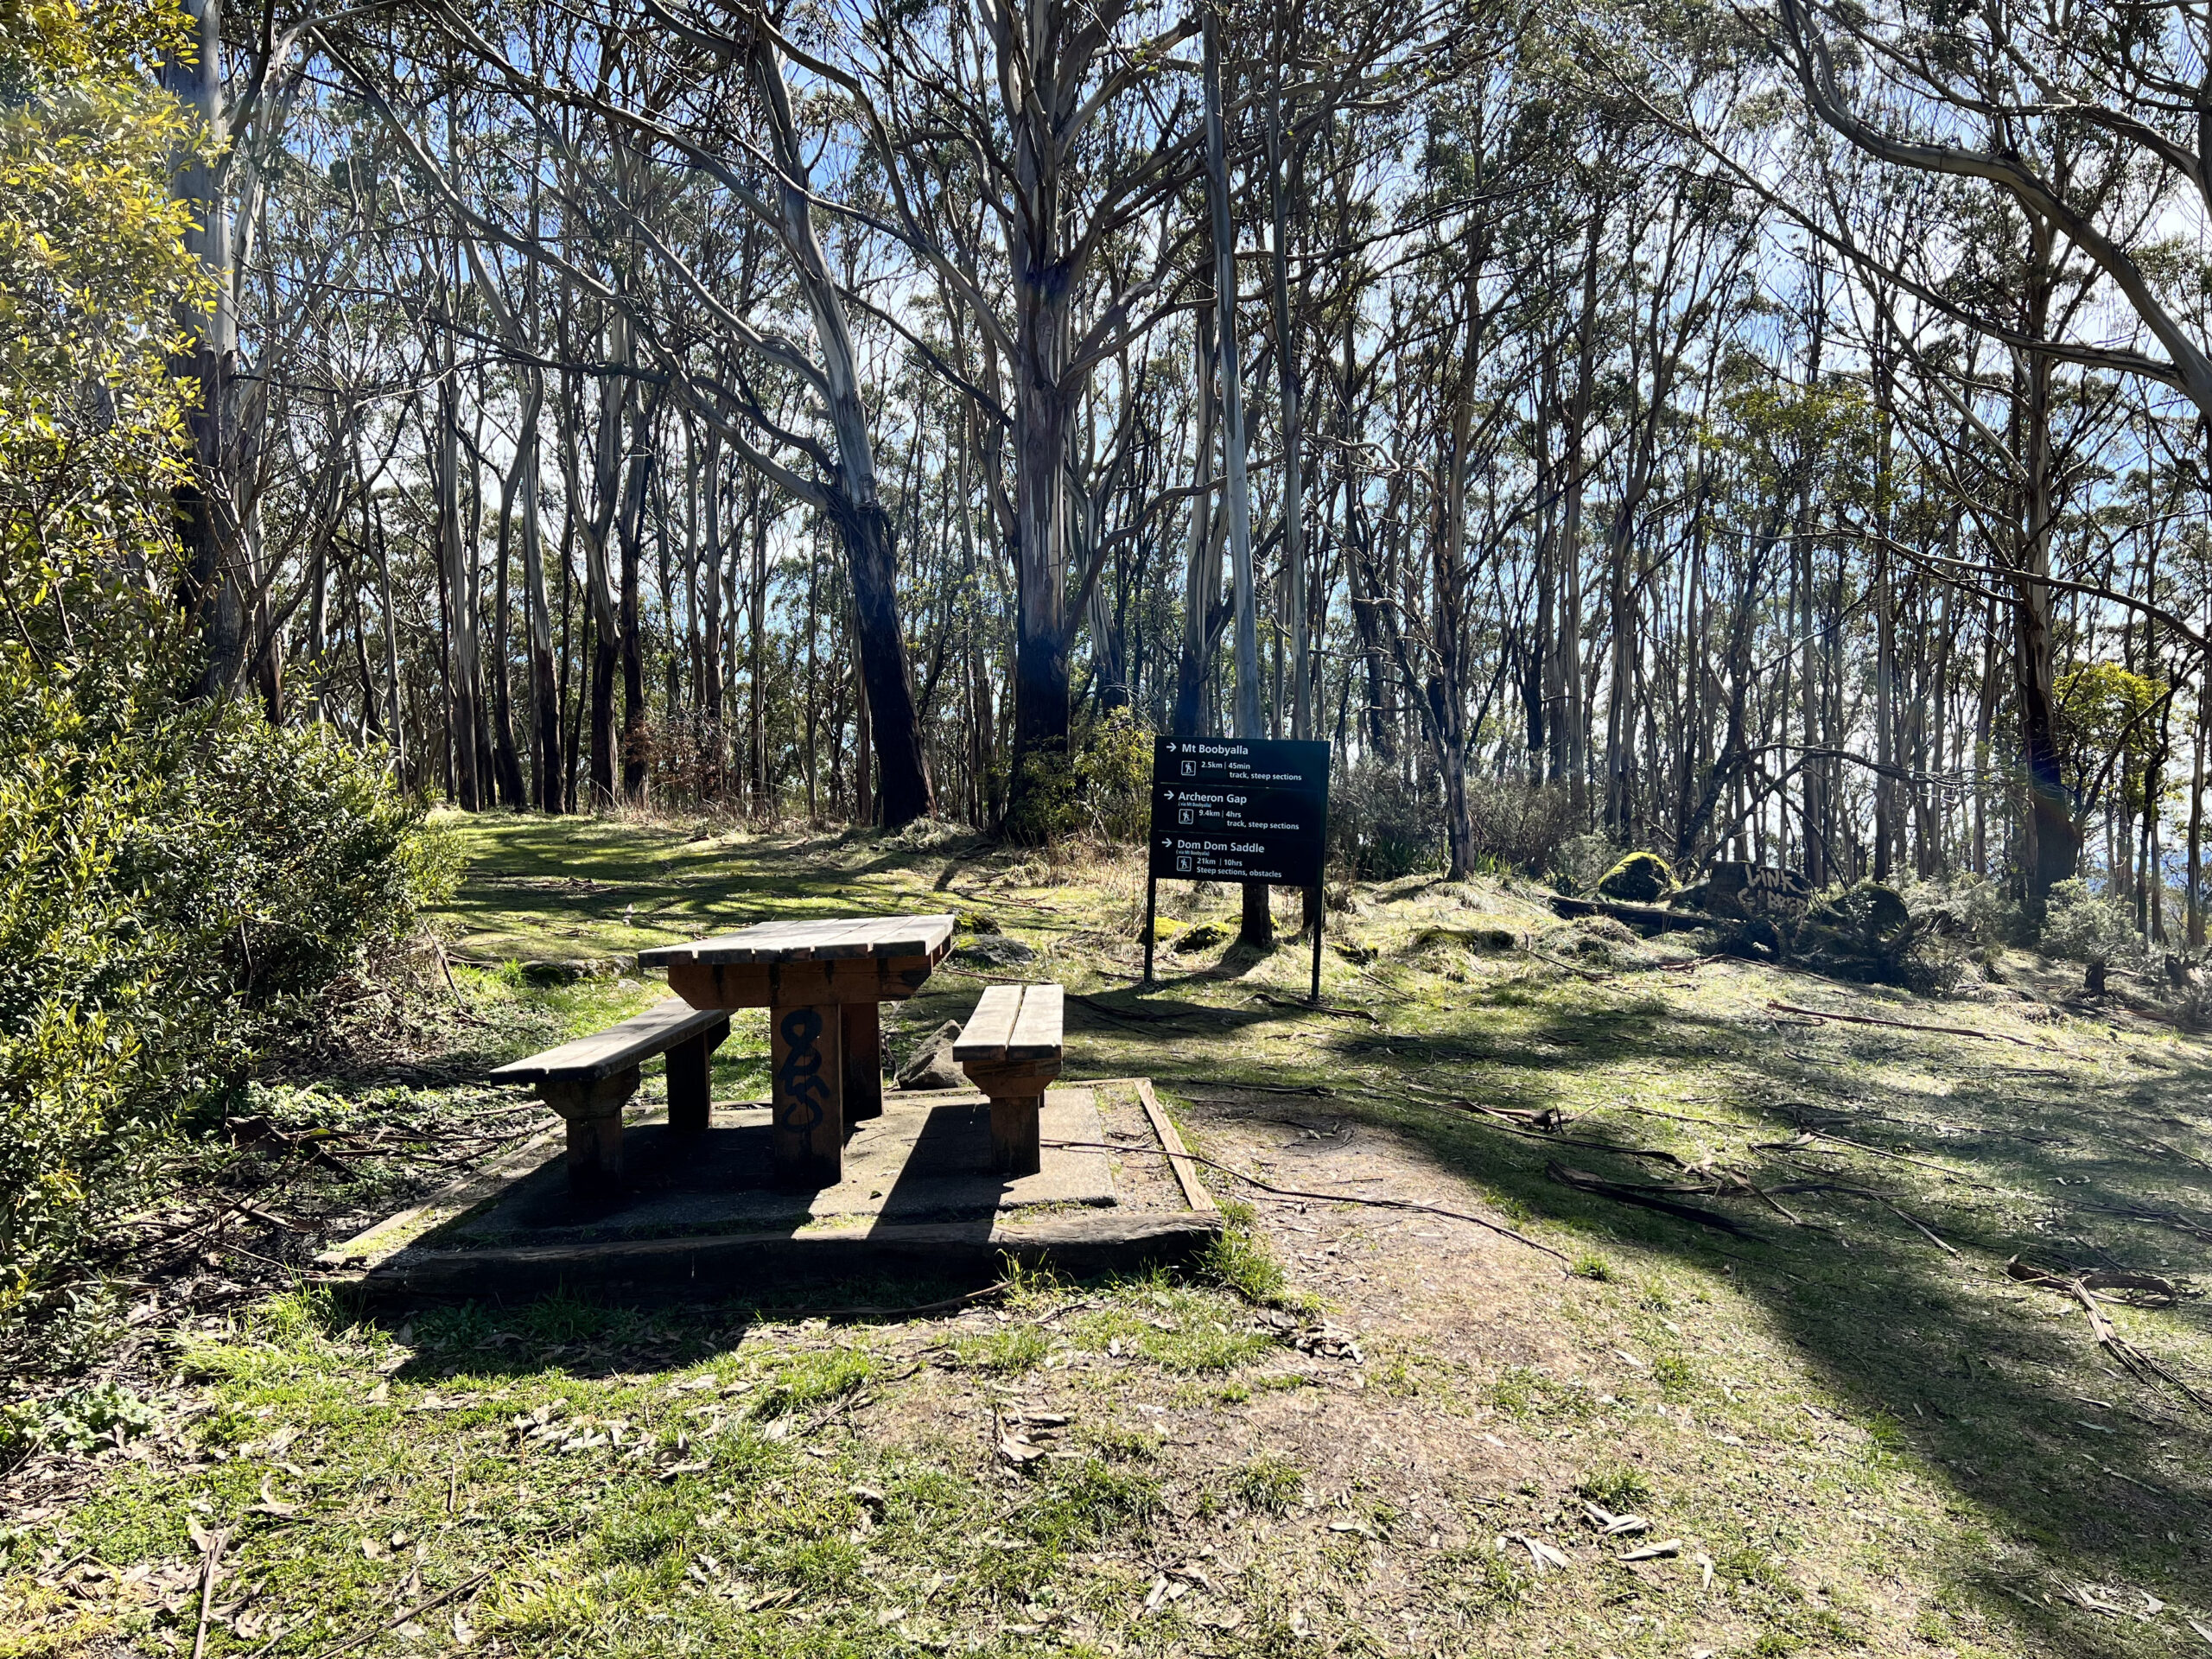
[777,1007,830,1134]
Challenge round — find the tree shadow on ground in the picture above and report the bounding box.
[1234,972,2209,1656]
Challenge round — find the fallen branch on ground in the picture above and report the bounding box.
[1523,950,1614,982]
[1770,1180,1960,1256]
[188,1527,226,1659]
[1449,1099,1688,1166]
[2006,1258,2211,1415]
[2068,1202,2212,1244]
[1767,1001,2053,1050]
[1544,1163,1764,1237]
[1249,991,1378,1022]
[1756,1129,1997,1189]
[1546,895,1709,933]
[1151,1075,1336,1098]
[281,1574,493,1659]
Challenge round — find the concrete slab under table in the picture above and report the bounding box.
[322,1080,1220,1300]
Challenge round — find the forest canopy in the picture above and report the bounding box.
[94,0,2196,934]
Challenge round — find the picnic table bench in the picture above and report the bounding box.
[490,999,730,1193]
[954,982,1065,1176]
[640,913,957,1190]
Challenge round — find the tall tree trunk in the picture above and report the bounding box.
[1558,219,1600,813]
[749,483,768,814]
[853,619,874,825]
[1433,363,1476,880]
[162,0,243,696]
[619,394,652,804]
[1173,307,1220,739]
[1204,9,1272,946]
[702,425,726,798]
[2189,666,2206,949]
[1267,54,1310,743]
[749,37,931,828]
[439,354,482,810]
[490,396,529,809]
[2015,227,2080,904]
[522,378,560,812]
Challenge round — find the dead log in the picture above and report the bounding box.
[1546,896,1709,935]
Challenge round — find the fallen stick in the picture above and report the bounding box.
[2006,1258,2212,1415]
[1769,1179,1964,1255]
[2068,1202,2212,1243]
[1249,991,1378,1022]
[1767,1000,2053,1050]
[1040,1140,1571,1264]
[1756,1129,1997,1189]
[1546,895,1709,933]
[1154,1075,1337,1098]
[302,1569,491,1659]
[1544,1164,1764,1237]
[1449,1099,1688,1166]
[1524,949,1615,982]
[1883,1199,1961,1257]
[188,1527,227,1659]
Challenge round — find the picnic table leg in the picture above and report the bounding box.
[769,1002,843,1189]
[988,1092,1044,1178]
[542,1067,639,1197]
[961,1059,1057,1179]
[664,1015,728,1135]
[842,1001,883,1122]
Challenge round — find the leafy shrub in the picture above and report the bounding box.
[1001,710,1156,845]
[1899,874,2022,949]
[1465,779,1580,873]
[1550,832,1621,895]
[1330,756,1441,880]
[0,1381,156,1460]
[0,611,447,1346]
[2038,878,2144,969]
[0,691,447,1346]
[1003,739,1078,845]
[1077,707,1154,842]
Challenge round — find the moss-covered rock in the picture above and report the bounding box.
[1596,851,1675,903]
[1170,922,1227,955]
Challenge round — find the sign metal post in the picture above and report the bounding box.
[1141,737,1330,1003]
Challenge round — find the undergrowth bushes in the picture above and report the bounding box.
[2036,877,2146,970]
[0,1,452,1357]
[1330,761,1580,880]
[0,673,452,1350]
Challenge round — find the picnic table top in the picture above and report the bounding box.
[637,912,957,969]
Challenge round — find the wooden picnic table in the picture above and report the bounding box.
[638,913,957,1190]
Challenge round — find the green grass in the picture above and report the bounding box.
[12,813,2212,1658]
[1232,1454,1306,1515]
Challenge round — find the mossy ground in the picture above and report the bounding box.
[3,813,2208,1656]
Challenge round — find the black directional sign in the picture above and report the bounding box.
[1147,736,1330,889]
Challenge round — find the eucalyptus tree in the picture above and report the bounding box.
[331,0,939,823]
[1770,0,2212,897]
